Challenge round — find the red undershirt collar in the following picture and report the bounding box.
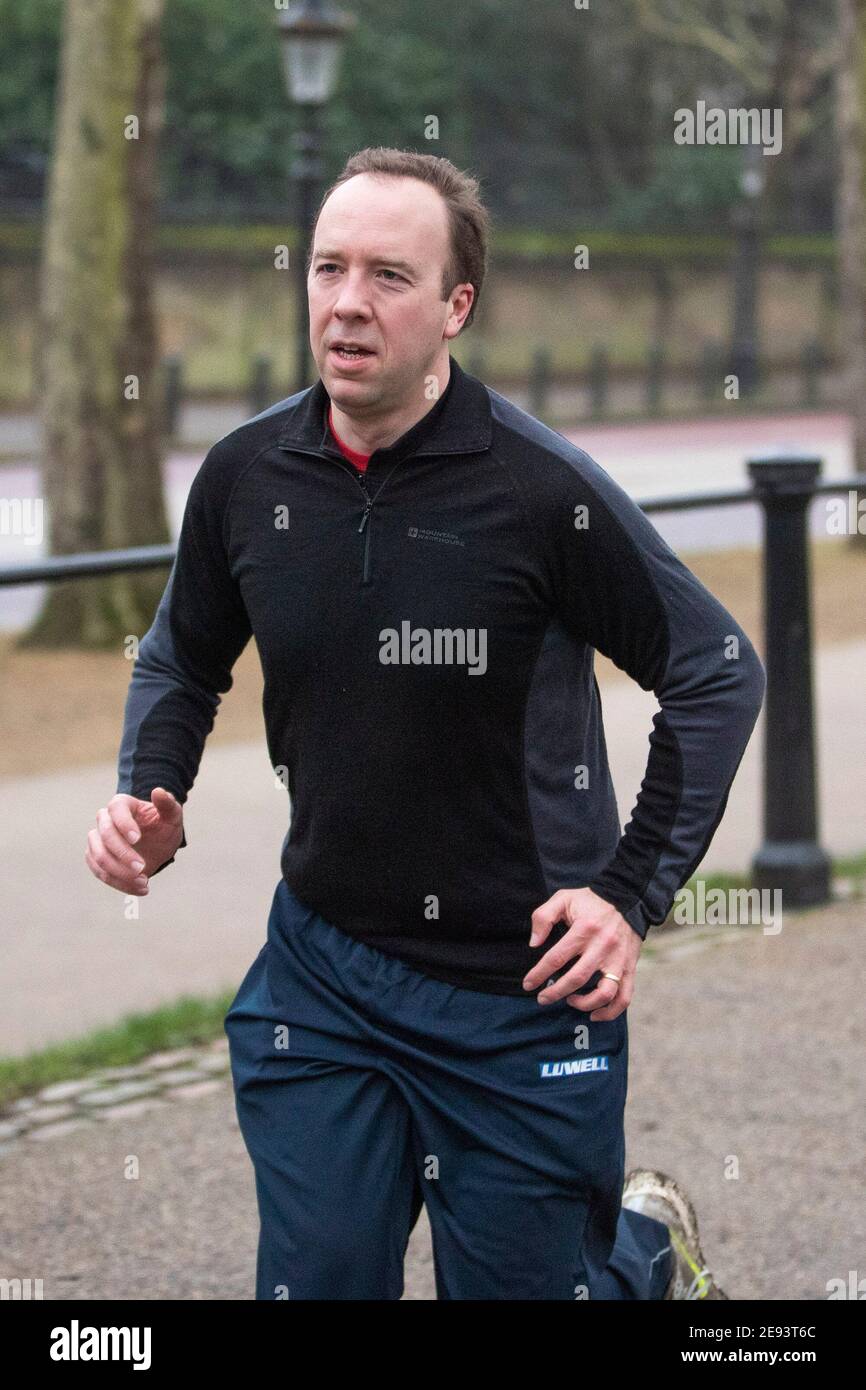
[328,405,371,470]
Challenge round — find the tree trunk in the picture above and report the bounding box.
[836,0,866,550]
[23,0,170,649]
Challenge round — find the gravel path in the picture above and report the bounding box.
[1,897,862,1300]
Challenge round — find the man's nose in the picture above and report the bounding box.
[331,272,372,317]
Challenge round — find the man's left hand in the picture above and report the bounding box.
[522,887,642,1020]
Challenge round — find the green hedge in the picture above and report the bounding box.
[0,219,837,267]
[494,228,835,266]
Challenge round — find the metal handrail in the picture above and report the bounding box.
[1,476,864,588]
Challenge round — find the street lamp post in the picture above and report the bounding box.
[727,140,766,399]
[275,0,355,393]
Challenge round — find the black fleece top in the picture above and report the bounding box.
[116,354,766,993]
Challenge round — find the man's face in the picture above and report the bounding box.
[308,173,471,415]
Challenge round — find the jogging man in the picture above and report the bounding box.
[88,147,766,1300]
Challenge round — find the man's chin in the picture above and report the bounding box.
[322,358,383,395]
[326,372,375,395]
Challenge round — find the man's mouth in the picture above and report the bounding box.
[330,344,375,360]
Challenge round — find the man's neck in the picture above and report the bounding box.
[328,356,451,457]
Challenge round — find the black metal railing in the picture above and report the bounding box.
[2,452,864,910]
[0,345,843,442]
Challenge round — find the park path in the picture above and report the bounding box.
[0,896,861,1300]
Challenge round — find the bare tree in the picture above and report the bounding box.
[24,0,170,649]
[632,0,836,167]
[634,1,865,544]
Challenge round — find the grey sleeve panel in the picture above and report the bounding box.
[115,444,253,870]
[544,445,766,937]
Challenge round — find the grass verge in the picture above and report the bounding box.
[0,991,235,1111]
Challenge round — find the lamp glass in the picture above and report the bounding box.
[281,37,342,105]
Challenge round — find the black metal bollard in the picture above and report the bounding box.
[249,354,273,417]
[748,452,832,905]
[162,355,183,438]
[588,346,608,420]
[701,341,723,405]
[728,341,760,399]
[528,345,551,421]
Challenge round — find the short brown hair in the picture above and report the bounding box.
[308,147,491,332]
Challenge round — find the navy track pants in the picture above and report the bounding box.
[224,878,674,1301]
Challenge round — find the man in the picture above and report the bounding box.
[88,147,765,1300]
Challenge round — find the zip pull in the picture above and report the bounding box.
[358,498,373,534]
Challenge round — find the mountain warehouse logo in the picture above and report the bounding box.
[407,525,465,546]
[379,620,487,675]
[540,1056,610,1078]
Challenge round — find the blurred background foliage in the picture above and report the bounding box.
[0,0,837,231]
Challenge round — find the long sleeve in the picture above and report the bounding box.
[544,445,766,938]
[116,441,253,873]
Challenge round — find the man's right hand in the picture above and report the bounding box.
[85,788,184,894]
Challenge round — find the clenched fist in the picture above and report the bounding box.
[85,788,184,895]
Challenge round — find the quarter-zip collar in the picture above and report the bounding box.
[276,352,492,467]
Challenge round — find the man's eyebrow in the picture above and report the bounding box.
[312,250,420,276]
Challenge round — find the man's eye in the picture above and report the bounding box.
[314,264,403,281]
